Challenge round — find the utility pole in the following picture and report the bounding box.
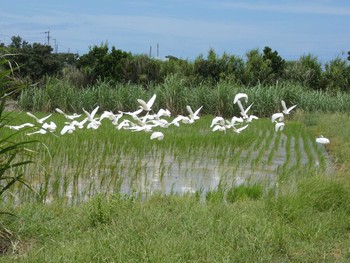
[44,30,50,45]
[53,38,58,53]
[149,46,152,57]
[157,43,159,57]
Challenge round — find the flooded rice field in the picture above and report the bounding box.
[6,122,331,205]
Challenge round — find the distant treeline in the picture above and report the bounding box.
[1,35,350,92]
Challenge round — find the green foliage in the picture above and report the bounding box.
[0,53,36,212]
[77,42,132,83]
[285,54,323,90]
[323,57,350,92]
[226,184,263,202]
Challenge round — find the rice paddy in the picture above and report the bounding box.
[2,112,330,206]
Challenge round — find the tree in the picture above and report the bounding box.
[77,43,131,83]
[262,46,286,81]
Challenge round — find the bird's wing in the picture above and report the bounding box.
[281,100,287,111]
[147,94,157,108]
[236,100,245,115]
[186,105,194,117]
[137,99,148,110]
[39,114,52,123]
[194,105,203,116]
[26,112,39,122]
[243,103,254,114]
[55,108,65,115]
[90,106,99,119]
[287,104,297,112]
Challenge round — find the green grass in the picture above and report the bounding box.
[1,109,350,262]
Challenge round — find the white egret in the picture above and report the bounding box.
[186,105,203,120]
[87,120,101,130]
[117,119,133,130]
[82,106,99,121]
[233,93,248,104]
[212,125,226,133]
[316,135,330,144]
[156,108,171,118]
[245,115,259,123]
[121,108,143,120]
[274,121,285,132]
[233,124,249,134]
[225,116,243,128]
[55,108,82,120]
[26,128,47,136]
[26,112,52,124]
[42,121,57,132]
[172,115,194,125]
[70,118,88,129]
[137,94,157,111]
[60,123,76,135]
[150,119,172,128]
[150,131,164,140]
[237,101,254,119]
[281,100,297,115]
[271,112,284,123]
[5,123,34,130]
[210,116,225,128]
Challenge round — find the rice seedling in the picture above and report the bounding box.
[0,106,330,207]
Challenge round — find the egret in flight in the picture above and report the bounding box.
[233,93,248,104]
[281,100,297,115]
[26,112,52,124]
[137,94,157,112]
[186,105,203,121]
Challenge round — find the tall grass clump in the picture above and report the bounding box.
[0,53,38,255]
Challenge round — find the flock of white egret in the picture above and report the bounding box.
[5,92,330,144]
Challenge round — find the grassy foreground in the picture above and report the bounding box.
[1,112,350,262]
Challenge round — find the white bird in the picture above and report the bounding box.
[42,121,57,132]
[271,112,284,123]
[274,121,285,132]
[281,100,297,115]
[186,105,203,120]
[172,115,194,125]
[233,124,249,134]
[237,101,254,119]
[117,119,133,130]
[150,131,164,140]
[121,108,143,120]
[137,94,157,112]
[225,116,243,128]
[26,112,52,124]
[316,135,330,144]
[150,119,172,128]
[60,123,76,135]
[87,120,101,130]
[55,108,82,120]
[210,116,225,128]
[26,128,47,136]
[5,123,35,130]
[212,125,226,133]
[156,108,171,118]
[70,118,88,129]
[245,115,259,123]
[233,93,248,104]
[82,106,99,121]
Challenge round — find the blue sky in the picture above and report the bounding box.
[1,0,350,61]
